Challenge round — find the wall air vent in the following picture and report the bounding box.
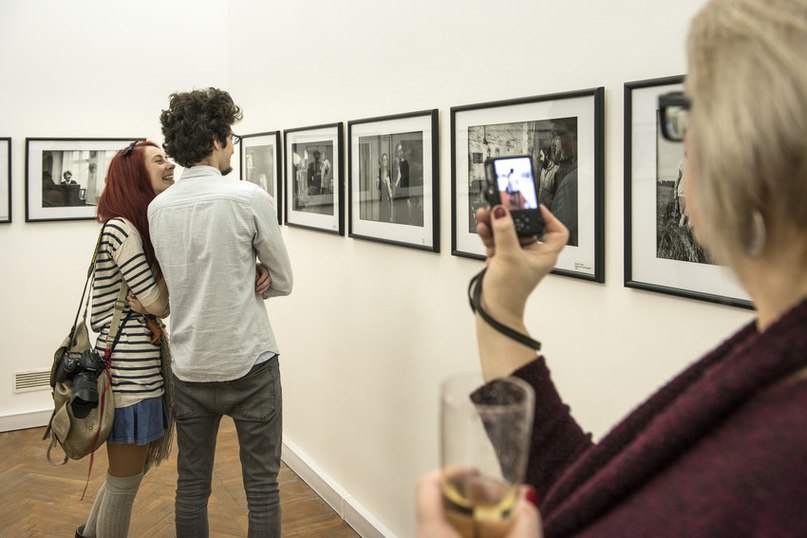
[14,369,51,393]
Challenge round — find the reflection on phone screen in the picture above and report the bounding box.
[492,156,538,211]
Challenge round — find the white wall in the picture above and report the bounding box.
[228,0,755,535]
[0,1,756,536]
[0,0,231,425]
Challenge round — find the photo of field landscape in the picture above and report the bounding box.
[655,131,713,265]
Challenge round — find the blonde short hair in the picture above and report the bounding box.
[686,0,807,263]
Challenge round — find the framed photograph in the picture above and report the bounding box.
[347,109,439,252]
[624,76,752,309]
[240,130,282,224]
[25,137,138,222]
[451,88,605,282]
[283,123,343,235]
[0,138,10,223]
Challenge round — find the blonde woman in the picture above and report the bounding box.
[418,0,807,535]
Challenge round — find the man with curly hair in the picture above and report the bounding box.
[149,87,293,537]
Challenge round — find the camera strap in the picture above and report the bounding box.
[468,268,542,351]
[103,283,130,363]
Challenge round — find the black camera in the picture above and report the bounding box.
[54,350,106,418]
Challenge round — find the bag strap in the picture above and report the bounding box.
[45,423,69,465]
[76,291,128,494]
[66,226,106,349]
[77,227,130,495]
[86,220,129,363]
[44,222,131,468]
[101,281,129,363]
[42,227,105,452]
[80,370,113,500]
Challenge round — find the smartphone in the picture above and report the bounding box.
[484,155,544,236]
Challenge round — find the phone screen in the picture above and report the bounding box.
[490,156,538,211]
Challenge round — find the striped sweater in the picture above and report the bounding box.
[90,218,164,408]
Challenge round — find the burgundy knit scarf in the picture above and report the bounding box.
[542,299,807,536]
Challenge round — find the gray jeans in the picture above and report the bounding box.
[173,357,283,538]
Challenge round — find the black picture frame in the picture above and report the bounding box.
[25,137,140,222]
[450,88,605,282]
[283,123,344,235]
[624,76,752,309]
[240,130,283,224]
[347,109,439,252]
[0,138,10,224]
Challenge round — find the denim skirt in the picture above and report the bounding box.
[108,396,168,446]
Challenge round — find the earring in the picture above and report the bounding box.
[744,210,767,258]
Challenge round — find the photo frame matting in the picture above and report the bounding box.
[347,109,439,252]
[0,138,10,223]
[240,130,283,224]
[283,123,344,235]
[26,137,141,222]
[623,76,752,309]
[450,88,605,282]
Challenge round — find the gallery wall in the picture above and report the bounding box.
[0,0,231,426]
[0,0,755,536]
[226,0,755,535]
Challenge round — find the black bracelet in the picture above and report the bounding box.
[468,268,542,351]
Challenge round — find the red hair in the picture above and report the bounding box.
[97,140,162,279]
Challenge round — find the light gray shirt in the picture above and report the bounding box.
[148,166,293,382]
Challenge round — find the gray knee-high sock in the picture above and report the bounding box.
[82,481,107,537]
[96,472,144,538]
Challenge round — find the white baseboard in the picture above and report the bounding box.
[0,409,51,432]
[281,437,395,538]
[343,500,395,538]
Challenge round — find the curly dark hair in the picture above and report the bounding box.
[160,88,243,167]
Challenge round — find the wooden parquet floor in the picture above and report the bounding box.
[0,417,359,537]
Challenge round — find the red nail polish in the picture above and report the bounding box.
[525,485,539,507]
[493,206,506,219]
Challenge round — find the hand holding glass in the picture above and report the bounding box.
[440,372,535,537]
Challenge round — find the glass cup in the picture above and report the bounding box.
[439,371,535,537]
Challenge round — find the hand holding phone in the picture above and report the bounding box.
[484,155,545,237]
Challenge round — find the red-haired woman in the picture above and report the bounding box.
[75,140,175,537]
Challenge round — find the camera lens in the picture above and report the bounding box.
[70,371,99,418]
[55,353,80,383]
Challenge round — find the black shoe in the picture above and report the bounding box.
[75,524,87,538]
